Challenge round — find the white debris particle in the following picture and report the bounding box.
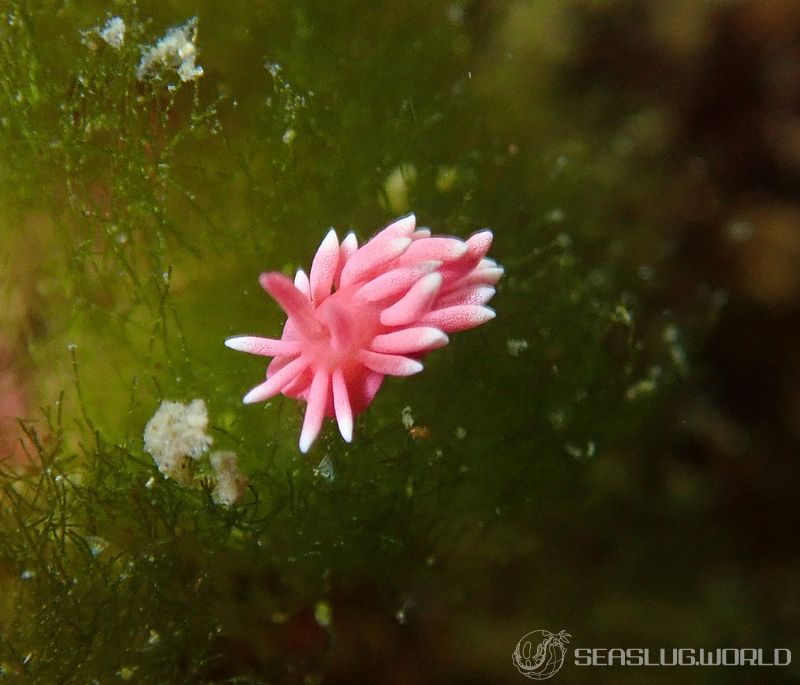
[314,600,332,628]
[548,409,567,430]
[555,232,571,249]
[455,426,467,440]
[209,451,248,506]
[613,303,634,326]
[143,399,212,482]
[137,18,204,82]
[85,535,109,557]
[117,666,136,681]
[725,219,754,243]
[546,208,565,223]
[435,166,458,192]
[99,16,125,48]
[638,264,655,281]
[383,163,417,214]
[506,338,529,356]
[565,440,596,460]
[625,366,662,401]
[264,61,310,134]
[395,598,414,624]
[20,569,34,580]
[313,454,335,482]
[401,406,415,430]
[663,324,688,374]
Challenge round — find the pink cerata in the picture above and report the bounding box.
[225,214,503,452]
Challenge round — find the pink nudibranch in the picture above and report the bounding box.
[225,214,502,452]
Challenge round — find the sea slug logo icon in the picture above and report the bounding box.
[512,629,571,680]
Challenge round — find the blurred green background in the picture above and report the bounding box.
[1,0,799,683]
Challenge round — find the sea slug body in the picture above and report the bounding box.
[226,214,502,452]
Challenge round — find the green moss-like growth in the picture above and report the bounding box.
[0,1,719,683]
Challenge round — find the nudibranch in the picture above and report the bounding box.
[225,214,502,452]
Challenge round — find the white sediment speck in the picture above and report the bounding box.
[314,600,332,628]
[506,338,529,356]
[725,219,754,243]
[99,16,125,48]
[564,440,596,460]
[143,399,213,481]
[435,166,458,192]
[663,324,688,374]
[638,264,656,281]
[85,535,109,557]
[313,455,335,482]
[625,366,662,401]
[555,232,571,248]
[383,164,417,214]
[401,406,415,430]
[137,18,204,82]
[209,451,248,506]
[117,666,136,681]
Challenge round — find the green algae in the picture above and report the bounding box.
[0,2,748,684]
